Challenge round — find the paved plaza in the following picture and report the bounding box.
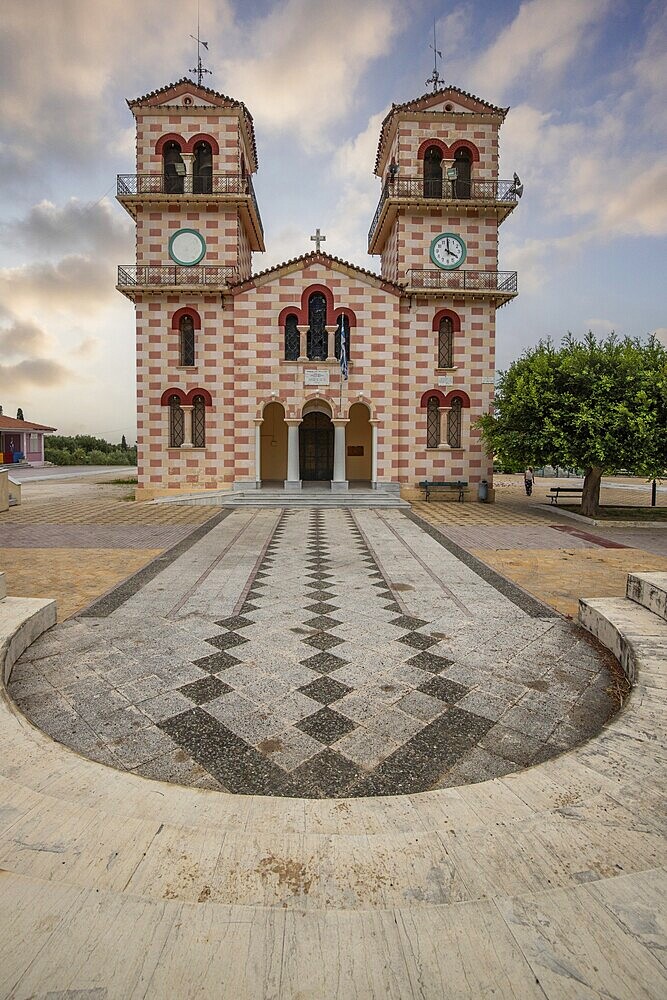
[10,506,620,796]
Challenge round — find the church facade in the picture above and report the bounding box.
[117,79,519,501]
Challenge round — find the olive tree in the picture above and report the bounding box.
[478,333,667,516]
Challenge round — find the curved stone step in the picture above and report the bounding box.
[627,571,667,622]
[579,595,667,686]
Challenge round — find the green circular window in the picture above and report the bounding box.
[168,229,206,266]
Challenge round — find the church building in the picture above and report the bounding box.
[116,79,519,501]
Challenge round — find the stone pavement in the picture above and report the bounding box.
[0,477,220,620]
[10,507,620,796]
[414,474,667,617]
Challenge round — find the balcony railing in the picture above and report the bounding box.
[368,176,518,245]
[406,269,518,294]
[117,173,263,238]
[117,265,238,288]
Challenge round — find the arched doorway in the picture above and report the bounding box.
[300,411,334,481]
[345,403,371,484]
[260,402,287,482]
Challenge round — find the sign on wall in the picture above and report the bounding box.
[304,370,330,386]
[437,375,454,387]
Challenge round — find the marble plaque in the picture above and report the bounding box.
[304,369,330,386]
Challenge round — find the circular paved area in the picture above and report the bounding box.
[9,508,619,797]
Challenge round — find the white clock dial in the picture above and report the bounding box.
[430,232,467,270]
[169,229,206,266]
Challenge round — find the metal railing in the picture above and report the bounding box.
[117,265,238,287]
[407,269,518,294]
[117,173,264,238]
[368,176,518,244]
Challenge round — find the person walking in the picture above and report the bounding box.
[524,466,535,496]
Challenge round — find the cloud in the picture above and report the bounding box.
[221,0,402,145]
[0,358,72,392]
[0,254,116,312]
[72,336,100,359]
[461,0,611,99]
[0,318,53,358]
[2,198,132,258]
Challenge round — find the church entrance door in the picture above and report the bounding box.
[299,412,334,481]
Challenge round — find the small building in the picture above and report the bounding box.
[116,79,520,501]
[0,413,56,467]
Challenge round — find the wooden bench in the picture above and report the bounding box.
[419,480,468,502]
[548,486,584,505]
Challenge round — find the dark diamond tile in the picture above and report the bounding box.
[406,651,454,674]
[410,707,495,760]
[298,676,351,705]
[206,632,249,650]
[296,707,356,745]
[300,651,347,675]
[418,676,468,703]
[352,744,447,797]
[193,651,242,673]
[179,675,231,705]
[242,602,258,613]
[304,602,339,615]
[397,632,438,650]
[384,602,402,613]
[214,616,254,631]
[289,749,361,798]
[306,582,335,593]
[390,615,429,631]
[302,633,344,651]
[159,707,249,763]
[303,615,341,630]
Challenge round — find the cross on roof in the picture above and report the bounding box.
[310,228,326,253]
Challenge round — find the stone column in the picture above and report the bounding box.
[181,405,194,448]
[370,420,379,488]
[326,325,337,362]
[254,420,262,484]
[298,329,307,362]
[285,419,302,489]
[331,419,349,492]
[439,407,451,448]
[182,153,194,193]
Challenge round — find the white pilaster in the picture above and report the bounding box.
[371,422,378,487]
[254,421,262,484]
[182,153,194,193]
[285,420,301,489]
[331,420,348,491]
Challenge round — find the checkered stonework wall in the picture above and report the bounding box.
[379,114,498,185]
[135,262,495,499]
[135,112,251,176]
[135,205,242,267]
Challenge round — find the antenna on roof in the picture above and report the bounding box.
[189,1,212,88]
[425,19,442,92]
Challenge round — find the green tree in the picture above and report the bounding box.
[16,408,24,421]
[478,333,667,517]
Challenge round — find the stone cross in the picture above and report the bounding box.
[310,228,326,253]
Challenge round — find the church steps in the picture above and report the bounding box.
[155,489,409,509]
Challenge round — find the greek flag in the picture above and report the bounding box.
[339,315,349,381]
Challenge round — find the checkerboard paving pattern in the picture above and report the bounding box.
[9,509,619,798]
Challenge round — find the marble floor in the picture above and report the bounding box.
[9,507,619,797]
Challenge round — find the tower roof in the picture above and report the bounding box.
[127,78,258,170]
[374,86,509,174]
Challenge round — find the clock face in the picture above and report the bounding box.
[169,228,206,266]
[430,232,466,270]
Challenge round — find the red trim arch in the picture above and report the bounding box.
[278,286,344,326]
[185,388,212,406]
[171,307,201,330]
[449,139,480,162]
[278,306,301,327]
[155,133,186,154]
[419,389,447,408]
[417,138,448,161]
[335,307,357,327]
[432,308,461,332]
[161,388,187,405]
[160,387,213,406]
[185,133,220,154]
[300,284,335,316]
[442,390,470,408]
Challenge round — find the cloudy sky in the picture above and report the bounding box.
[1,0,665,440]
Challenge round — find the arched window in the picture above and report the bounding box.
[453,147,472,199]
[423,145,443,198]
[307,292,327,360]
[426,395,441,448]
[179,314,195,366]
[169,395,185,447]
[334,314,351,361]
[192,394,206,447]
[284,314,300,361]
[193,141,213,194]
[163,141,184,194]
[438,316,453,368]
[447,397,462,448]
